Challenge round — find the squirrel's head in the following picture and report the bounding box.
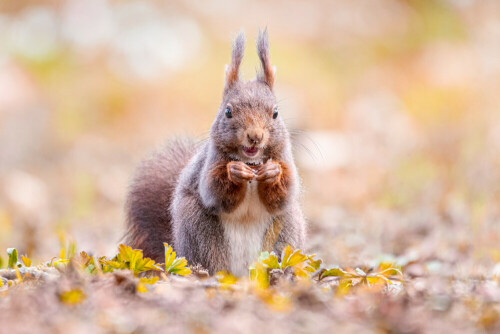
[211,29,288,164]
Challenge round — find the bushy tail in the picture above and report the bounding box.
[124,138,196,263]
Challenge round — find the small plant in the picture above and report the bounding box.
[7,248,18,269]
[164,243,191,276]
[317,262,404,295]
[0,240,404,306]
[250,245,322,282]
[105,244,162,276]
[79,252,114,274]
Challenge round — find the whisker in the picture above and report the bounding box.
[289,129,324,163]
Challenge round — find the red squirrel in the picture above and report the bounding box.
[125,29,306,276]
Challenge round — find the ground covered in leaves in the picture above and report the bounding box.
[1,240,500,333]
[2,1,500,333]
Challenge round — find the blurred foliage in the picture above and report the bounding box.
[1,241,403,298]
[1,0,500,332]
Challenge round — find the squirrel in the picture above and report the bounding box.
[124,29,306,276]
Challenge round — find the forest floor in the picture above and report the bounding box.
[1,219,500,334]
[2,1,500,333]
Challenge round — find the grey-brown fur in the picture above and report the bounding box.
[125,30,306,274]
[124,139,196,263]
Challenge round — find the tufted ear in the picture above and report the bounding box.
[225,31,245,89]
[256,28,275,90]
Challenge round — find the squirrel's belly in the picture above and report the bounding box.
[220,181,272,276]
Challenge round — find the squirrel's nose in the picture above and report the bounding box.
[247,130,264,146]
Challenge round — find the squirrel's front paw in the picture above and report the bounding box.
[256,161,281,184]
[227,161,255,184]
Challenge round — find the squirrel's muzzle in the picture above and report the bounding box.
[246,128,264,146]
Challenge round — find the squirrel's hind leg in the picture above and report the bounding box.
[172,191,230,275]
[124,139,196,263]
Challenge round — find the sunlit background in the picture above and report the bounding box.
[1,0,500,275]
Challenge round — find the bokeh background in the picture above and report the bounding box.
[1,0,500,276]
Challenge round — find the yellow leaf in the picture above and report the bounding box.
[136,282,148,293]
[262,253,280,269]
[116,244,161,276]
[105,260,122,269]
[293,263,309,278]
[336,279,352,297]
[164,243,191,276]
[305,256,322,273]
[281,245,293,266]
[164,243,173,262]
[367,276,386,286]
[217,271,238,287]
[281,246,308,268]
[139,276,159,285]
[266,293,292,312]
[52,258,70,268]
[21,255,31,267]
[60,289,86,305]
[249,262,269,289]
[15,268,22,282]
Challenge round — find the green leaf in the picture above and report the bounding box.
[319,266,354,280]
[7,248,18,269]
[305,256,322,273]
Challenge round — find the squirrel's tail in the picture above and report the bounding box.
[123,138,197,263]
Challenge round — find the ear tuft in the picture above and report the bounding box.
[225,30,246,89]
[256,28,275,90]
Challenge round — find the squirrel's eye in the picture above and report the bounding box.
[225,107,232,118]
[273,108,278,119]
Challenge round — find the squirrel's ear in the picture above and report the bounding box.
[256,28,275,90]
[225,31,245,89]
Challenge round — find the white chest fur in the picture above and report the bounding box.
[220,181,272,276]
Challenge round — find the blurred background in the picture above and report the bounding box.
[1,0,500,274]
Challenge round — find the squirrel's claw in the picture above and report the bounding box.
[228,161,255,184]
[256,162,281,183]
